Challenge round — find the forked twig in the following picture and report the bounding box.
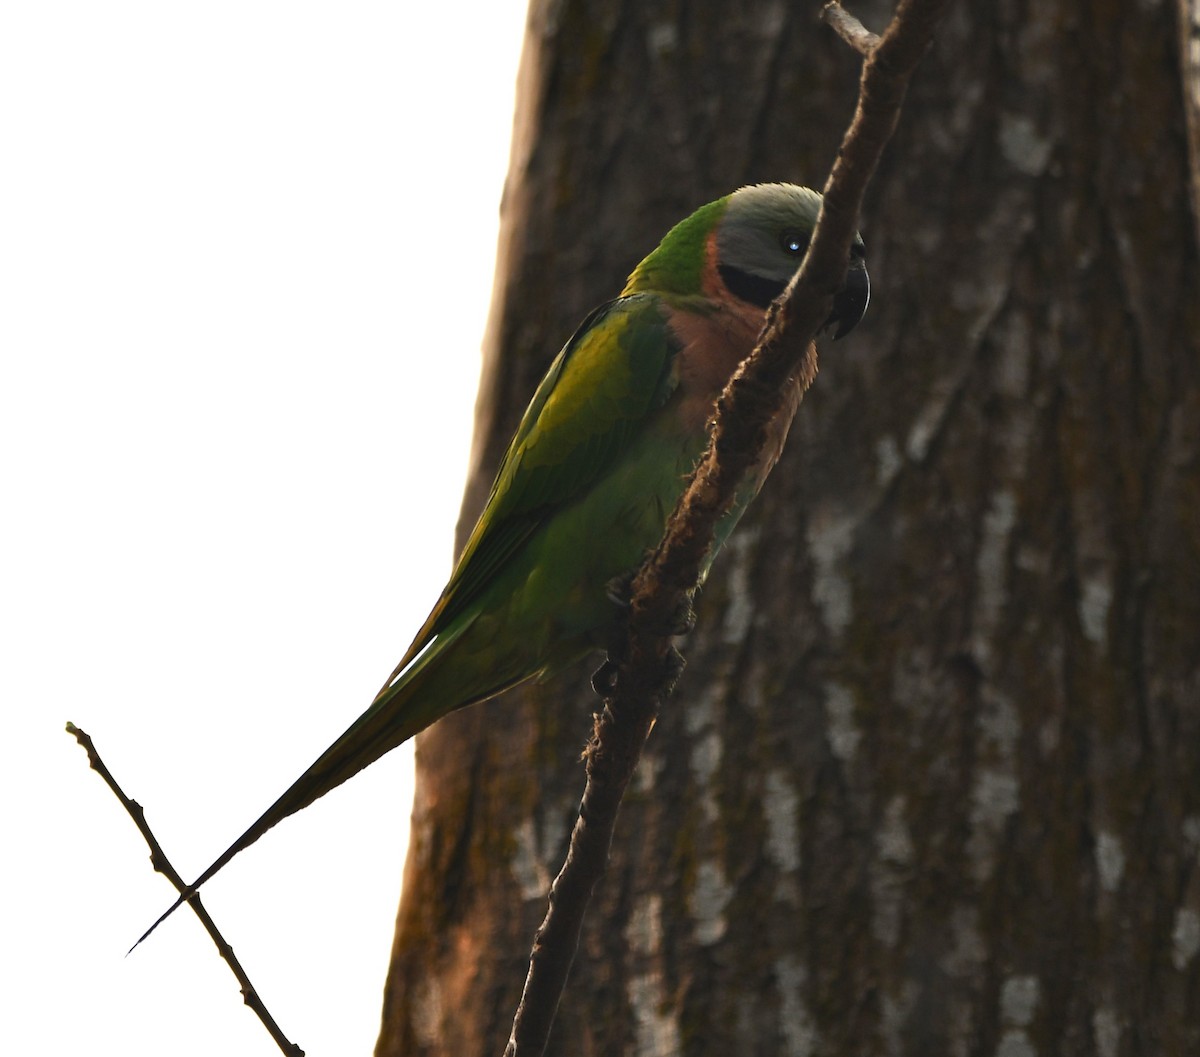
[65,722,304,1057]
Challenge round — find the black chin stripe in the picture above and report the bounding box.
[717,264,788,309]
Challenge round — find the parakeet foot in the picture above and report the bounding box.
[667,596,696,636]
[645,593,698,637]
[590,645,686,698]
[606,572,695,637]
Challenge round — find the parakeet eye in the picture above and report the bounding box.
[780,229,808,256]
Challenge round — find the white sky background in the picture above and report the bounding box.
[3,3,528,1054]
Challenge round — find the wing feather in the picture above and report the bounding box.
[384,293,679,685]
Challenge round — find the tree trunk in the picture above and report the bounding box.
[377,1,1200,1054]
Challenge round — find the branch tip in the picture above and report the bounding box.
[822,2,882,55]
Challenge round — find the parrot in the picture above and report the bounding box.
[137,182,868,944]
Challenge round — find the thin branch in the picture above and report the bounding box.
[65,722,304,1057]
[502,1,951,1054]
[823,1,882,55]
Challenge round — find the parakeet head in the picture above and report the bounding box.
[625,183,869,339]
[716,184,869,339]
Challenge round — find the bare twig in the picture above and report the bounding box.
[823,1,882,55]
[503,2,951,1054]
[65,722,304,1057]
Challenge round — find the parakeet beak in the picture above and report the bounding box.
[825,258,870,340]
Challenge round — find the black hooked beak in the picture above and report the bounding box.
[824,248,870,340]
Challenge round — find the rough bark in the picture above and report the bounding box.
[378,2,1200,1055]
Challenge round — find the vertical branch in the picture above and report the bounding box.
[503,4,952,1053]
[1179,0,1200,237]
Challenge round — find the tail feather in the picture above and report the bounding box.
[133,612,502,949]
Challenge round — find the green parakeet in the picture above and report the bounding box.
[140,183,868,941]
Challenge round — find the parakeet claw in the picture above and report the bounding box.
[662,645,686,695]
[591,658,620,695]
[605,572,635,608]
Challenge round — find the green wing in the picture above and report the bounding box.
[393,293,679,671]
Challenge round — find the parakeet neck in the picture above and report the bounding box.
[622,197,730,298]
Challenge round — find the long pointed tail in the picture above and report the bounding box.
[132,616,502,949]
[131,675,431,949]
